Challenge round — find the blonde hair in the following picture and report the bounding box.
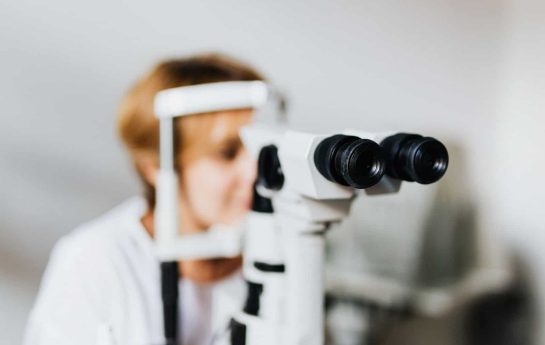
[117,53,264,208]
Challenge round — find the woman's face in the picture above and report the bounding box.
[179,110,256,229]
[140,109,257,283]
[171,110,255,283]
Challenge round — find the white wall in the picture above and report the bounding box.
[495,0,545,343]
[2,0,541,343]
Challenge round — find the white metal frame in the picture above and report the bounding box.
[153,81,270,261]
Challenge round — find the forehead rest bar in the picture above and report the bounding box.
[154,81,269,119]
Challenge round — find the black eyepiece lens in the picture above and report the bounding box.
[411,139,449,184]
[381,133,449,184]
[314,135,385,189]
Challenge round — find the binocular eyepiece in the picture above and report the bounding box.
[380,133,449,184]
[314,135,386,189]
[314,133,449,189]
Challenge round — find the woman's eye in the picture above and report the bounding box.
[218,145,239,161]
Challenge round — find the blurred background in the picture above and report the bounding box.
[1,0,544,344]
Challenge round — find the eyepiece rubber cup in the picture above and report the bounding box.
[314,135,385,189]
[381,133,449,184]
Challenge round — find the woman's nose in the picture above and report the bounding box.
[238,150,258,186]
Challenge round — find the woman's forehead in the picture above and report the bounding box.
[178,109,254,160]
[208,110,253,144]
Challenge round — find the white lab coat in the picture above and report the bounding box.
[24,197,245,345]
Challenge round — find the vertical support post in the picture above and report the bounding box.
[156,118,180,345]
[281,216,326,345]
[156,118,180,257]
